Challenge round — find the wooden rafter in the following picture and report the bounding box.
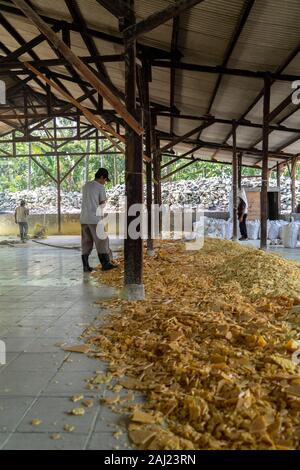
[123,0,205,43]
[160,120,213,153]
[11,0,143,136]
[96,0,131,18]
[24,62,124,152]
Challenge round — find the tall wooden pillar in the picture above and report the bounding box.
[260,75,271,250]
[277,162,281,215]
[238,153,242,190]
[57,154,61,234]
[153,135,162,235]
[291,157,298,214]
[54,118,62,234]
[232,121,238,240]
[142,61,154,255]
[277,162,281,188]
[28,142,32,190]
[122,0,144,300]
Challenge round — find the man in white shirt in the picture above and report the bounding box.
[80,168,116,272]
[15,200,29,242]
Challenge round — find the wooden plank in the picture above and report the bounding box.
[291,156,298,213]
[24,62,125,153]
[123,0,205,43]
[11,0,143,136]
[123,0,144,295]
[96,0,130,18]
[160,120,213,153]
[260,76,271,250]
[232,122,238,240]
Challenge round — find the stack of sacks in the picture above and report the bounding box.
[282,222,299,248]
[246,220,260,240]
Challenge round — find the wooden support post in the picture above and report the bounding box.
[232,121,238,241]
[28,141,32,190]
[277,162,282,215]
[157,135,162,235]
[277,162,281,188]
[260,76,271,250]
[54,118,61,234]
[238,153,242,189]
[122,1,144,300]
[143,64,154,255]
[153,134,161,234]
[57,154,61,234]
[85,140,90,183]
[113,155,117,185]
[12,131,16,158]
[291,157,298,214]
[24,89,29,139]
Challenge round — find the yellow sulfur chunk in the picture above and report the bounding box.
[257,336,267,348]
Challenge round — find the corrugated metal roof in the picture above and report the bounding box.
[0,0,299,168]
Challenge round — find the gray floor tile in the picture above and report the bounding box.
[16,397,97,434]
[0,397,35,432]
[6,352,68,371]
[17,316,61,328]
[87,431,131,450]
[23,338,66,353]
[0,433,10,448]
[0,370,55,396]
[3,326,46,338]
[42,370,98,397]
[94,406,130,433]
[0,338,34,353]
[2,432,88,450]
[59,354,107,373]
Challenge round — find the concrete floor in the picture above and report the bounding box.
[1,235,300,450]
[242,238,300,262]
[0,236,131,450]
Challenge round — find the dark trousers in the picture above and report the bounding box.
[239,214,248,238]
[19,222,28,241]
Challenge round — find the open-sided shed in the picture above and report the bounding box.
[0,0,299,296]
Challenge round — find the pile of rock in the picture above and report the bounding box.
[0,187,82,214]
[0,176,298,214]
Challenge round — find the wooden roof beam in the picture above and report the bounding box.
[161,158,196,181]
[198,0,256,140]
[11,0,143,136]
[152,60,300,82]
[160,120,214,153]
[123,0,205,43]
[24,62,125,151]
[0,25,60,63]
[0,2,175,60]
[65,0,111,86]
[159,134,295,159]
[96,0,131,19]
[212,41,300,159]
[170,17,180,136]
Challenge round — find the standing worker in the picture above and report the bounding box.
[238,188,248,241]
[80,168,117,273]
[15,200,29,242]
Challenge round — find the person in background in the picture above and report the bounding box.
[80,168,117,273]
[15,200,29,242]
[238,188,248,241]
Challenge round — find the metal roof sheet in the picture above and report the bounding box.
[0,0,299,167]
